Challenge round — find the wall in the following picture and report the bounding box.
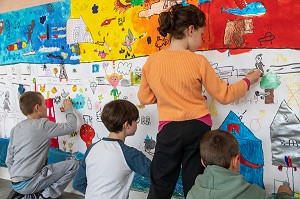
[0,0,300,197]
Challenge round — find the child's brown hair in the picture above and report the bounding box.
[101,99,139,133]
[19,91,43,116]
[200,129,239,169]
[157,4,206,39]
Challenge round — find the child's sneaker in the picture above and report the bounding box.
[6,189,24,199]
[36,193,61,199]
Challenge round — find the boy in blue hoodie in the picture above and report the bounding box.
[187,129,292,199]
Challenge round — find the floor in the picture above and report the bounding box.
[0,178,151,199]
[0,178,84,199]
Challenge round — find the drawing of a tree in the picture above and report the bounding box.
[260,72,281,104]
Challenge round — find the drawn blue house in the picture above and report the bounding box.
[219,111,264,188]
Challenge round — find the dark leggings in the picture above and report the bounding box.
[147,120,211,199]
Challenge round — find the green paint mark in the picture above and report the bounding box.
[260,72,281,89]
[130,0,145,6]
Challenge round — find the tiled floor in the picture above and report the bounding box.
[0,178,84,199]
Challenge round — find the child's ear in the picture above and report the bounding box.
[123,121,130,129]
[201,158,206,168]
[33,104,39,112]
[187,25,195,36]
[231,154,240,172]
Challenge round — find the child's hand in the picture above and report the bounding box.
[63,98,72,109]
[245,69,261,85]
[277,185,292,196]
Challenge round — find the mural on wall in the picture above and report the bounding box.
[1,0,300,65]
[0,0,300,197]
[0,1,79,65]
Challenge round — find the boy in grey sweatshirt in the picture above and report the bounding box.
[6,91,79,199]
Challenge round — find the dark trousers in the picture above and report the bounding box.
[147,120,211,199]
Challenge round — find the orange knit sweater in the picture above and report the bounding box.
[137,50,248,121]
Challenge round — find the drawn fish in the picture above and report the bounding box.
[222,2,266,16]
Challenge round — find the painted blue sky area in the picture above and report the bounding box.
[0,0,79,65]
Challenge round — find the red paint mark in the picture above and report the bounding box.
[229,49,252,55]
[227,124,240,134]
[39,34,47,40]
[45,98,59,149]
[101,18,116,26]
[240,155,263,169]
[234,0,246,9]
[80,124,95,148]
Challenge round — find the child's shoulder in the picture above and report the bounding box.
[25,117,48,123]
[151,50,208,59]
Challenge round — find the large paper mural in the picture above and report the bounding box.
[0,0,300,197]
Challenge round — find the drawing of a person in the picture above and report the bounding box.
[3,91,10,112]
[255,54,265,75]
[59,63,68,81]
[106,73,122,100]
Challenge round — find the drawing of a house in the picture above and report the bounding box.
[219,111,264,188]
[270,100,300,167]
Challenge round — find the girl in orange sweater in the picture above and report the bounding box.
[138,3,261,199]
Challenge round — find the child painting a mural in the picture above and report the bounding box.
[138,3,261,198]
[6,91,79,199]
[187,129,292,199]
[72,99,151,198]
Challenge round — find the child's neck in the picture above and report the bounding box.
[26,113,42,119]
[168,38,188,51]
[107,131,126,142]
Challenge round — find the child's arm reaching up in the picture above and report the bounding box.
[245,69,261,85]
[44,98,77,138]
[200,57,261,104]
